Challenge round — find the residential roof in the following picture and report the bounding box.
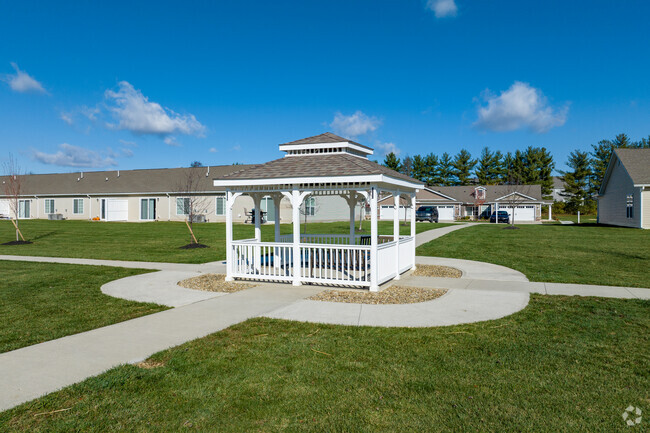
[429,184,544,203]
[552,176,565,189]
[0,165,253,196]
[281,132,372,150]
[215,152,421,184]
[614,148,650,185]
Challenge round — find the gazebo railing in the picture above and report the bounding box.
[277,233,395,245]
[230,238,371,286]
[376,236,415,285]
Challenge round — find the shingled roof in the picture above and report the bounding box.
[0,164,253,196]
[614,148,650,185]
[430,184,544,203]
[281,132,372,151]
[215,152,421,184]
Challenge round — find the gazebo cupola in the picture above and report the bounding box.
[214,133,423,291]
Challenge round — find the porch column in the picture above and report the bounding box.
[411,193,416,270]
[393,192,401,280]
[349,199,356,244]
[370,186,379,291]
[495,202,499,224]
[291,189,302,286]
[548,203,552,221]
[273,194,282,242]
[251,194,262,242]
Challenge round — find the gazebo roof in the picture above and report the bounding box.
[214,133,423,190]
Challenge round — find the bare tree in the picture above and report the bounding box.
[501,177,533,228]
[175,167,211,245]
[2,154,25,242]
[300,195,320,233]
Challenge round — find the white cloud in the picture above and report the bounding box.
[119,139,137,147]
[375,142,401,157]
[164,136,180,146]
[2,62,47,94]
[209,147,217,153]
[232,144,241,151]
[121,148,134,157]
[330,111,381,138]
[104,81,205,137]
[60,111,74,125]
[426,0,458,18]
[32,143,117,168]
[474,81,568,133]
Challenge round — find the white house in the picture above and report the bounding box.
[597,148,650,229]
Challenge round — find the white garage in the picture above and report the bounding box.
[101,199,128,221]
[434,205,455,221]
[380,205,411,220]
[500,205,536,222]
[0,199,10,218]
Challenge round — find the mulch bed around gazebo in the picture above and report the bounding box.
[178,273,254,293]
[309,285,447,305]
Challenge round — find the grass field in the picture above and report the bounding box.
[0,261,166,353]
[1,295,647,432]
[417,224,650,288]
[0,220,453,264]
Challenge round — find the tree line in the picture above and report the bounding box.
[382,133,649,209]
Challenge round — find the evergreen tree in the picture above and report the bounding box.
[438,152,454,186]
[561,150,592,213]
[401,155,413,177]
[491,151,504,183]
[500,152,514,183]
[424,153,440,185]
[383,152,401,171]
[475,147,495,185]
[451,149,476,185]
[589,139,614,195]
[411,155,427,182]
[537,147,555,198]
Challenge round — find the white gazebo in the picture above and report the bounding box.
[213,133,423,291]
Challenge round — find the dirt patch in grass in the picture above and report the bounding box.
[179,243,209,249]
[309,285,447,304]
[1,240,33,245]
[178,273,255,293]
[135,359,166,369]
[412,264,462,278]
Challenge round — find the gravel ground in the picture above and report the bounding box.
[308,285,447,305]
[178,273,255,293]
[412,264,462,278]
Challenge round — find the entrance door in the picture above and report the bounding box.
[261,196,275,222]
[141,198,156,220]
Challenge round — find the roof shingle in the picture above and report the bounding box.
[614,148,650,185]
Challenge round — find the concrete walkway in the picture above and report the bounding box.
[415,222,472,247]
[0,284,322,412]
[416,256,528,281]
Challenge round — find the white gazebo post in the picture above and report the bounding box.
[548,203,552,221]
[495,202,499,224]
[370,186,379,291]
[411,193,416,270]
[273,194,282,242]
[225,190,242,282]
[393,192,401,280]
[251,193,262,242]
[343,193,357,244]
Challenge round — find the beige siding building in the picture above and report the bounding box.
[598,148,650,229]
[0,165,360,224]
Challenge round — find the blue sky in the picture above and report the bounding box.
[1,0,649,174]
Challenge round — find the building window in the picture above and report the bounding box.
[626,194,634,218]
[176,197,190,215]
[18,200,31,218]
[141,198,156,220]
[304,197,316,216]
[215,196,225,216]
[44,199,55,214]
[73,198,84,214]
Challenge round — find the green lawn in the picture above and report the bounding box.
[1,295,647,432]
[0,220,452,264]
[542,214,598,224]
[417,224,650,288]
[0,261,167,353]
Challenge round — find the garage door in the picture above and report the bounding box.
[502,205,535,222]
[435,205,455,221]
[107,199,128,221]
[380,205,411,220]
[0,199,10,217]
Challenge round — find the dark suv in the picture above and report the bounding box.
[415,206,439,223]
[489,210,510,223]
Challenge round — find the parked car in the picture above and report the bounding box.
[415,206,439,223]
[489,210,510,223]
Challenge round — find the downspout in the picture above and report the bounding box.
[639,187,644,229]
[166,193,171,221]
[87,195,92,220]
